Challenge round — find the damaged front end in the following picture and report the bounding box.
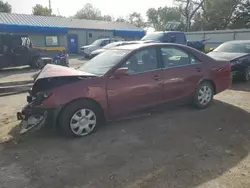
[17,78,83,135]
[17,64,96,135]
[17,110,47,135]
[16,90,55,135]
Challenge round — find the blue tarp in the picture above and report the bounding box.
[113,29,145,37]
[0,23,68,34]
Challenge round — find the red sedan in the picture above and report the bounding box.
[17,43,232,137]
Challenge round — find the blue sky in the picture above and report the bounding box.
[7,0,174,18]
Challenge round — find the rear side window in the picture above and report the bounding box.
[160,47,198,68]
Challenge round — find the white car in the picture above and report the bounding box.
[80,38,123,58]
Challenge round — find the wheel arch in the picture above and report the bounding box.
[199,79,217,94]
[55,97,105,128]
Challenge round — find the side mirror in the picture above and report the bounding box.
[113,67,129,77]
[209,48,214,52]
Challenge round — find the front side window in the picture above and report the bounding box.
[121,47,158,74]
[45,36,59,46]
[91,39,102,46]
[100,40,110,47]
[161,47,195,68]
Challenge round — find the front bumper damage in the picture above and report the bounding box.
[17,110,47,134]
[16,95,61,135]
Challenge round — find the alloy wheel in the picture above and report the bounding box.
[70,108,97,136]
[197,85,212,106]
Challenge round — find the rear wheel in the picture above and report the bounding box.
[59,100,103,137]
[243,66,250,81]
[193,82,214,109]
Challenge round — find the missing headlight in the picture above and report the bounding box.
[35,92,52,104]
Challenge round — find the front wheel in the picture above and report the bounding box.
[193,82,214,109]
[59,100,103,137]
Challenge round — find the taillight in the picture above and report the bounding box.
[227,63,231,71]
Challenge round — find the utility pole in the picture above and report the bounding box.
[49,0,52,14]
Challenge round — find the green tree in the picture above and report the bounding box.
[175,0,205,31]
[128,12,146,28]
[200,0,242,30]
[116,17,127,22]
[32,4,52,16]
[0,0,11,13]
[102,15,113,21]
[230,0,250,29]
[74,3,102,20]
[147,6,182,31]
[190,11,204,31]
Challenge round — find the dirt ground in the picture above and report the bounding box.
[0,57,85,84]
[0,82,250,188]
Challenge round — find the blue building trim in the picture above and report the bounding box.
[69,28,113,32]
[0,23,68,34]
[113,29,145,37]
[0,23,145,37]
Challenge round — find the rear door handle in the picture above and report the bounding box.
[153,75,160,80]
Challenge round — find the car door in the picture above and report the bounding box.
[159,46,204,102]
[106,47,164,117]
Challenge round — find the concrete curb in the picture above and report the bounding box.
[0,80,33,87]
[0,90,29,97]
[0,84,32,96]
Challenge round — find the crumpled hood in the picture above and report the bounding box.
[207,51,248,61]
[36,64,95,80]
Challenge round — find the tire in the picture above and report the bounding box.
[59,100,103,137]
[193,82,214,109]
[243,66,250,81]
[30,57,45,69]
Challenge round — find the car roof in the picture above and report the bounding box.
[224,40,250,44]
[112,42,186,50]
[148,31,184,34]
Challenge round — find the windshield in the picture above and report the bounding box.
[214,42,250,53]
[141,33,164,41]
[91,39,104,46]
[79,49,130,76]
[103,42,121,49]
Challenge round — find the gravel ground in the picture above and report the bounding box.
[0,82,250,188]
[0,58,86,84]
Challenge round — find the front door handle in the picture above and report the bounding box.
[196,67,201,72]
[153,75,160,80]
